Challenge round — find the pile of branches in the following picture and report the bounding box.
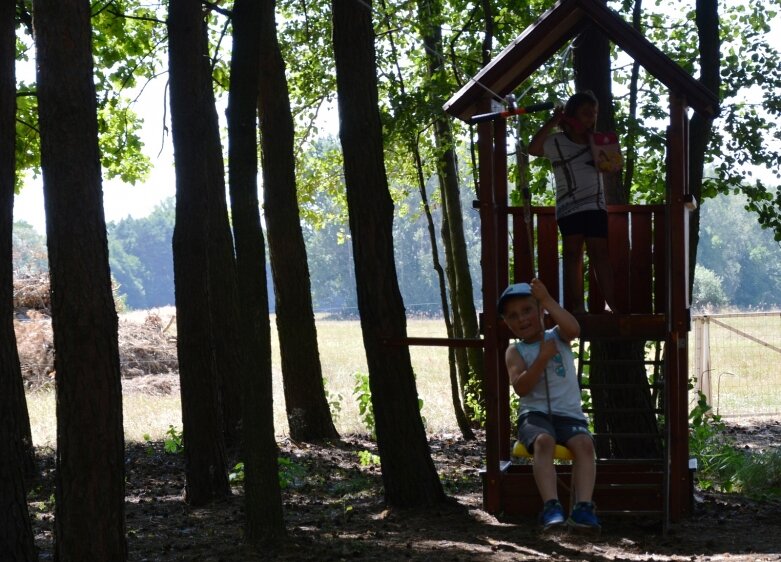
[12,271,179,390]
[13,272,51,314]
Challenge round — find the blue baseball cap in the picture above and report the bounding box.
[497,282,533,315]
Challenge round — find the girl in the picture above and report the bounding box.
[528,91,618,314]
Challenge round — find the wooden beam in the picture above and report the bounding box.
[477,110,503,514]
[444,0,718,122]
[666,94,692,522]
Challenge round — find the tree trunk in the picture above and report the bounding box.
[168,0,231,506]
[378,0,472,438]
[227,0,285,543]
[258,0,338,442]
[689,0,720,291]
[437,127,483,411]
[34,1,127,559]
[439,188,473,408]
[417,0,483,418]
[589,341,661,458]
[0,420,36,561]
[622,0,643,194]
[2,0,34,481]
[573,9,660,458]
[413,144,474,440]
[573,20,625,205]
[0,431,36,560]
[199,6,245,452]
[0,1,36,557]
[332,0,445,507]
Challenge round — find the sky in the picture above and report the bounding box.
[13,70,178,235]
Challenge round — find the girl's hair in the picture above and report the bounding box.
[564,90,598,117]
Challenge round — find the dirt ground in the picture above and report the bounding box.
[26,420,781,561]
[15,301,781,561]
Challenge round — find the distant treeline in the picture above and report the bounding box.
[13,192,781,312]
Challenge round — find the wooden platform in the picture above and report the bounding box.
[577,312,668,340]
[495,312,668,342]
[484,460,667,517]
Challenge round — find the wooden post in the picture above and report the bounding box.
[666,93,692,521]
[693,316,713,406]
[702,318,712,405]
[476,101,502,514]
[494,117,511,463]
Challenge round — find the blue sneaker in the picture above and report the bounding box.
[567,501,601,532]
[540,499,566,530]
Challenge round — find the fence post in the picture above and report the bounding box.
[693,315,713,407]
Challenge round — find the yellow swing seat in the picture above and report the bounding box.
[512,441,573,461]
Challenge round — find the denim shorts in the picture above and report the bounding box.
[557,209,608,238]
[517,411,592,452]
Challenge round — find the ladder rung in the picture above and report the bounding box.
[596,483,662,490]
[580,359,663,366]
[584,383,664,389]
[592,432,664,439]
[583,408,663,414]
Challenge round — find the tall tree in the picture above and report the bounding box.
[259,0,338,442]
[572,5,659,458]
[14,1,156,192]
[416,0,483,424]
[33,0,127,558]
[168,0,231,505]
[332,0,445,506]
[572,10,624,205]
[377,3,474,438]
[0,1,36,558]
[227,0,285,543]
[688,0,720,292]
[198,4,245,451]
[3,0,34,479]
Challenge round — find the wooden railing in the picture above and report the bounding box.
[509,204,667,315]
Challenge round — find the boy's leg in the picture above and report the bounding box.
[585,236,618,313]
[565,433,596,504]
[519,414,559,501]
[561,234,585,313]
[531,432,558,501]
[531,433,567,530]
[565,432,600,531]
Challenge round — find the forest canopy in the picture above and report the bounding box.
[11,0,781,310]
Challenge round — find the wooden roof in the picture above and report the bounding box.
[444,0,719,122]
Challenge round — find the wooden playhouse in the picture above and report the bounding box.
[442,0,719,523]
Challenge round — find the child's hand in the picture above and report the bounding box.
[550,106,564,125]
[530,278,552,307]
[560,114,585,133]
[539,338,558,361]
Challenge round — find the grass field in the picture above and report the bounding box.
[689,312,781,418]
[25,316,457,447]
[25,312,781,448]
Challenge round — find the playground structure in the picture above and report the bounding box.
[439,0,719,524]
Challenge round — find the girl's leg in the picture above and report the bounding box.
[565,433,596,504]
[562,234,585,313]
[531,433,559,502]
[585,237,618,313]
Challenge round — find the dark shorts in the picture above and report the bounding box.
[517,411,592,453]
[557,209,608,238]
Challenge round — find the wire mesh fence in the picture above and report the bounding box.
[691,312,781,418]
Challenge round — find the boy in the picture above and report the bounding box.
[527,91,618,314]
[498,278,600,531]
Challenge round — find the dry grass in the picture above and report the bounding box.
[24,314,456,447]
[306,317,455,436]
[23,309,781,448]
[26,389,56,448]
